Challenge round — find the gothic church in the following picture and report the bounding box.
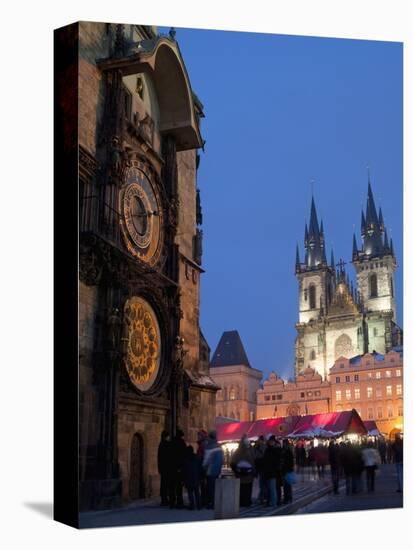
[295,180,402,379]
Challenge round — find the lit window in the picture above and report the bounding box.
[396,369,401,377]
[367,387,373,398]
[345,375,350,382]
[367,372,372,379]
[354,388,360,400]
[386,385,392,397]
[345,389,351,400]
[368,408,373,420]
[385,370,391,378]
[354,374,359,382]
[377,407,383,419]
[307,391,313,397]
[376,387,382,398]
[396,384,402,396]
[336,377,340,383]
[336,390,342,402]
[229,388,236,400]
[388,407,393,418]
[376,372,381,379]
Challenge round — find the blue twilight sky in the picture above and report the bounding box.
[161,27,403,381]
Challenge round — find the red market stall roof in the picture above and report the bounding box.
[247,416,300,439]
[289,410,367,438]
[216,420,253,442]
[363,420,382,437]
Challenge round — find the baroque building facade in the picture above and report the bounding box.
[210,331,263,422]
[77,22,218,511]
[294,181,402,379]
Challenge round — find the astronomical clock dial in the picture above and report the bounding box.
[123,296,161,393]
[120,161,163,265]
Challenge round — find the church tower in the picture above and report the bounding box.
[352,179,399,353]
[295,197,335,377]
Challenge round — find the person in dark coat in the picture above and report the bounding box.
[157,430,171,506]
[183,445,203,509]
[253,435,267,504]
[328,440,340,494]
[281,439,294,504]
[392,433,403,492]
[168,429,187,508]
[196,430,209,507]
[231,436,256,507]
[262,436,283,506]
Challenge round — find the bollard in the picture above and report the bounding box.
[214,477,240,519]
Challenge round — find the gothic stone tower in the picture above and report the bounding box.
[76,22,218,511]
[352,179,400,353]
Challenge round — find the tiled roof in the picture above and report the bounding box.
[210,330,251,368]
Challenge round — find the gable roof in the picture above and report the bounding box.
[210,330,251,368]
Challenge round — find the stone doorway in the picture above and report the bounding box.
[129,433,145,500]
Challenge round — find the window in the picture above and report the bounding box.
[385,370,391,378]
[376,372,381,379]
[304,288,308,301]
[345,375,350,382]
[307,391,313,397]
[376,387,382,398]
[369,274,378,298]
[345,389,351,400]
[386,385,392,397]
[398,406,403,417]
[377,407,383,419]
[373,328,378,337]
[300,392,305,398]
[367,387,373,398]
[229,388,236,400]
[396,370,401,377]
[390,276,394,297]
[396,384,402,396]
[336,377,340,383]
[336,390,342,401]
[367,372,372,379]
[388,407,393,418]
[315,390,321,396]
[277,394,283,400]
[340,363,345,369]
[368,408,373,420]
[309,285,316,309]
[271,395,276,401]
[354,374,359,382]
[264,395,270,402]
[354,388,360,400]
[310,350,316,361]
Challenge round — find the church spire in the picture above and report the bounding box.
[360,179,386,258]
[304,195,325,269]
[295,244,301,274]
[352,233,359,261]
[330,248,335,270]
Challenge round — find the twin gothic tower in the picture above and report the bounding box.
[294,180,402,378]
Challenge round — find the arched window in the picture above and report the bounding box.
[310,349,316,361]
[369,274,378,298]
[309,284,316,309]
[229,388,236,400]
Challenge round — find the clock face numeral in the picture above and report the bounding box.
[120,163,163,265]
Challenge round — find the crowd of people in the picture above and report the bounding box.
[157,429,403,511]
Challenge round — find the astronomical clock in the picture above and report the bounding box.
[120,160,164,267]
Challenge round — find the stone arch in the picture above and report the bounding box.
[334,334,353,360]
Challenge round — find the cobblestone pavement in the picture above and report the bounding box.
[296,463,403,515]
[79,468,331,529]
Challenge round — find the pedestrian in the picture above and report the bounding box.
[347,443,364,494]
[168,428,187,508]
[253,435,267,504]
[340,442,353,495]
[183,445,203,510]
[315,443,328,480]
[262,436,282,507]
[231,435,256,507]
[202,430,224,509]
[157,430,171,506]
[392,433,403,493]
[361,442,381,493]
[281,439,295,504]
[196,430,209,507]
[328,440,340,494]
[378,438,387,464]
